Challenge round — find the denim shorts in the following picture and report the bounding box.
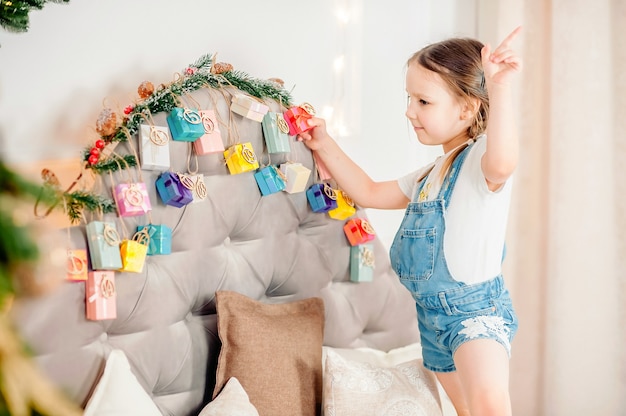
[414,276,519,373]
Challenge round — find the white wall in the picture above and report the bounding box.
[0,0,476,249]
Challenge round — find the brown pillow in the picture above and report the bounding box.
[213,291,325,416]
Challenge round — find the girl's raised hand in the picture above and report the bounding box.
[481,26,523,86]
[297,117,332,151]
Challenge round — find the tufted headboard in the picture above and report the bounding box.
[9,85,420,415]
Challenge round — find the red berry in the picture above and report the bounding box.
[88,154,99,165]
[90,147,100,156]
[124,105,134,115]
[95,139,105,149]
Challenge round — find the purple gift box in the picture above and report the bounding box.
[156,171,193,208]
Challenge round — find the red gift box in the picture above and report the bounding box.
[283,103,316,136]
[343,218,376,246]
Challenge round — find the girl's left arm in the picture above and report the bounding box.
[481,26,523,190]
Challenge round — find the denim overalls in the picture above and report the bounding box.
[389,143,518,373]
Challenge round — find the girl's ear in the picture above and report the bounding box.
[461,97,481,120]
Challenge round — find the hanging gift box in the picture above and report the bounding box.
[86,271,117,320]
[280,162,311,194]
[313,152,332,181]
[224,142,259,174]
[113,182,152,217]
[178,173,207,204]
[262,112,291,153]
[155,171,194,207]
[231,94,270,122]
[254,165,286,196]
[283,103,316,136]
[343,218,376,246]
[119,228,149,273]
[66,249,88,282]
[194,110,225,155]
[328,190,356,220]
[138,124,171,170]
[306,183,338,213]
[86,221,123,270]
[350,243,375,282]
[166,107,204,142]
[137,224,172,255]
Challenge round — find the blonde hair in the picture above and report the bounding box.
[409,37,488,184]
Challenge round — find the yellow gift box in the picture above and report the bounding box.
[119,239,148,273]
[224,142,259,174]
[328,190,356,220]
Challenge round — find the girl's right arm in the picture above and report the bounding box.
[298,117,410,210]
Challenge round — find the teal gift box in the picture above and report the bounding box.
[262,112,291,153]
[86,221,123,270]
[350,243,375,282]
[254,166,286,196]
[137,224,172,255]
[166,107,204,142]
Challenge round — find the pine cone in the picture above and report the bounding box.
[268,77,285,87]
[212,62,233,74]
[138,81,155,99]
[95,108,117,136]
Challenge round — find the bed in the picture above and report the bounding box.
[8,61,443,416]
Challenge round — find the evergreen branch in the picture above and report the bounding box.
[0,0,69,33]
[63,191,115,224]
[89,154,137,175]
[188,53,213,72]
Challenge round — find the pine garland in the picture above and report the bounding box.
[49,52,294,223]
[84,53,293,164]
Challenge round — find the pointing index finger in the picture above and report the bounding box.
[496,26,522,50]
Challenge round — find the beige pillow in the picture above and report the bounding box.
[199,377,258,416]
[323,348,442,416]
[213,291,325,416]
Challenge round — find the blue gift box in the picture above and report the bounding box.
[86,221,123,270]
[306,183,338,213]
[156,171,193,207]
[261,112,291,153]
[254,166,286,196]
[166,107,204,142]
[350,244,375,282]
[137,224,172,255]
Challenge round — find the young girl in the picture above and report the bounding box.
[299,27,522,416]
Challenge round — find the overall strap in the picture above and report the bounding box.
[437,141,475,209]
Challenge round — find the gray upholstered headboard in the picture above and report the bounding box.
[9,86,419,415]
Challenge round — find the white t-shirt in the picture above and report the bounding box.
[397,136,512,285]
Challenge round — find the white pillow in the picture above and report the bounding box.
[198,377,259,416]
[322,343,442,416]
[84,349,162,416]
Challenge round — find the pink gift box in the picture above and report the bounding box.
[86,271,117,321]
[313,152,332,181]
[194,110,225,155]
[114,182,152,217]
